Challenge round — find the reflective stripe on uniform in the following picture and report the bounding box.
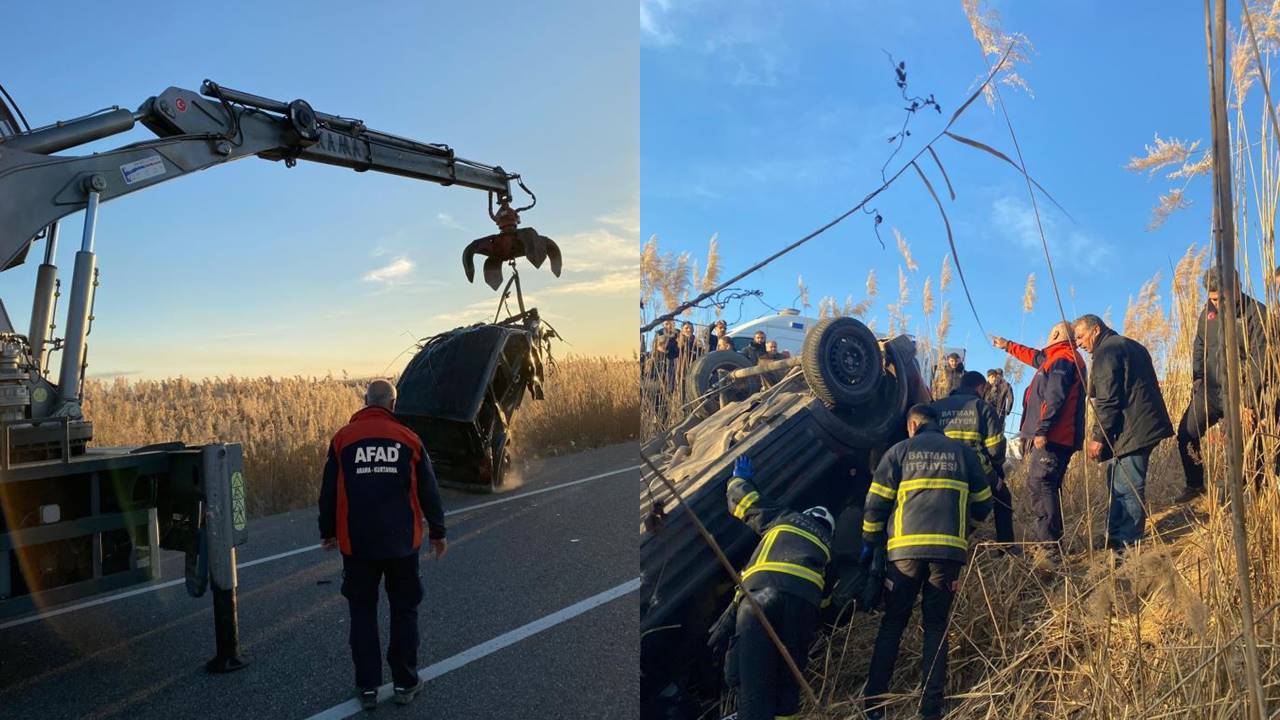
[887,533,968,551]
[734,491,760,519]
[869,481,897,500]
[984,434,1005,448]
[895,477,970,545]
[945,429,982,441]
[972,487,992,502]
[899,477,969,493]
[741,561,825,589]
[862,518,886,532]
[766,524,831,563]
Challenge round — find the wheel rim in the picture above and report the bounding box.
[828,335,874,389]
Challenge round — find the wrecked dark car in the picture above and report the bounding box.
[639,317,932,718]
[395,309,548,492]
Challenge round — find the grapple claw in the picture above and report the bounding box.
[483,256,505,290]
[459,199,563,288]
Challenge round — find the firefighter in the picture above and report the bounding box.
[933,370,1014,546]
[318,380,448,710]
[718,454,834,720]
[993,322,1086,556]
[862,404,992,720]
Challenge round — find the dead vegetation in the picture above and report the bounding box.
[83,355,638,517]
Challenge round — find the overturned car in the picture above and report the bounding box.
[395,309,549,492]
[639,317,932,718]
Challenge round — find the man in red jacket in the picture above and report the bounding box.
[319,380,447,710]
[993,323,1087,557]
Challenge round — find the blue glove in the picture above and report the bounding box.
[858,541,874,566]
[732,455,753,480]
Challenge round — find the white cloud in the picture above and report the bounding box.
[437,212,465,231]
[991,196,1112,270]
[363,256,415,284]
[557,228,640,274]
[543,271,639,296]
[641,0,677,45]
[596,203,640,235]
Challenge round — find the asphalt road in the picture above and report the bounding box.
[0,443,639,720]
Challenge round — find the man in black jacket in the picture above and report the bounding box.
[741,331,768,365]
[1073,315,1174,551]
[861,404,992,720]
[985,368,1014,428]
[1174,271,1268,502]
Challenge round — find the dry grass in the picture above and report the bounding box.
[788,242,1280,719]
[82,355,637,517]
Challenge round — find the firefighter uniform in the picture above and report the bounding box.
[933,386,1013,542]
[861,422,991,720]
[318,406,447,692]
[722,470,832,720]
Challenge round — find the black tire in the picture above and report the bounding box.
[490,429,512,491]
[686,350,759,416]
[802,317,883,409]
[827,338,913,447]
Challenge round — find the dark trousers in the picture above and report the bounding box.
[864,559,962,719]
[725,589,818,720]
[991,477,1015,543]
[1107,449,1151,549]
[1177,392,1223,491]
[1025,444,1073,545]
[341,553,424,689]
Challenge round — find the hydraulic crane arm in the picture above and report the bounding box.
[0,80,560,286]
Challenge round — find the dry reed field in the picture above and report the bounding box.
[639,3,1280,717]
[81,355,638,518]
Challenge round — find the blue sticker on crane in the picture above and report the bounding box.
[120,155,166,185]
[790,322,804,330]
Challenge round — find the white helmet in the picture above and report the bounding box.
[803,506,835,530]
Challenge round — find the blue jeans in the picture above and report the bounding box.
[1106,449,1151,549]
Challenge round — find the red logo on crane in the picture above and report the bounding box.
[175,98,188,112]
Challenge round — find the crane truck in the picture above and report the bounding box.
[0,80,561,672]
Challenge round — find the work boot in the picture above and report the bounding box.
[358,689,378,711]
[1174,486,1204,504]
[393,681,422,706]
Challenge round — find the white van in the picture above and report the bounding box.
[718,310,964,377]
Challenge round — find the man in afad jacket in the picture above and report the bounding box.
[716,454,834,720]
[861,404,992,720]
[993,322,1086,556]
[1175,270,1268,501]
[933,371,1013,545]
[318,380,448,710]
[1073,315,1173,553]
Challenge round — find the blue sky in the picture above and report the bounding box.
[1,0,637,379]
[641,0,1251,395]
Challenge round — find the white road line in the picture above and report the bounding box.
[0,463,639,631]
[304,577,641,720]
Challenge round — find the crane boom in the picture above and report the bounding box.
[0,80,552,277]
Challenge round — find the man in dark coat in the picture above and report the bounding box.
[1073,315,1174,552]
[993,323,1087,555]
[741,331,768,365]
[932,352,965,399]
[1174,270,1268,502]
[985,368,1014,428]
